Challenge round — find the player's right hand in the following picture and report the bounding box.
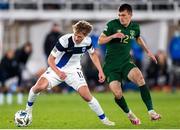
[147,51,158,64]
[57,71,67,80]
[98,71,106,83]
[112,32,125,39]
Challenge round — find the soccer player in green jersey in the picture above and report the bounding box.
[98,4,161,125]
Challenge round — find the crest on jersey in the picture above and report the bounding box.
[130,30,135,39]
[82,47,86,53]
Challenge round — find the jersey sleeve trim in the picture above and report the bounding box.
[87,43,92,49]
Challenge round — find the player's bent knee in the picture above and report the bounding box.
[81,94,92,102]
[38,77,48,88]
[78,85,93,102]
[32,85,43,93]
[115,94,123,99]
[82,96,92,102]
[137,77,145,86]
[113,91,123,99]
[80,92,92,102]
[33,82,48,93]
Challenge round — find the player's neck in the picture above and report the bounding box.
[123,21,131,27]
[72,35,84,45]
[72,35,81,45]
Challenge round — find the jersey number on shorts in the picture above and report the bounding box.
[77,71,84,78]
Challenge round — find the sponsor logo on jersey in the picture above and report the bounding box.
[117,29,121,33]
[130,30,135,39]
[66,49,73,53]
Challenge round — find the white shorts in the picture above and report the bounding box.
[41,67,87,91]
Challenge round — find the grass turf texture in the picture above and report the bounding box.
[0,91,180,128]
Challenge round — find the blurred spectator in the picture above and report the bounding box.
[131,39,144,70]
[0,50,21,87]
[15,41,32,69]
[44,23,63,59]
[0,42,33,105]
[169,31,180,92]
[146,50,169,90]
[0,49,21,105]
[99,44,106,62]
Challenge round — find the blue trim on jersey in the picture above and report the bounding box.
[98,114,105,120]
[28,102,33,106]
[56,53,73,68]
[56,36,74,68]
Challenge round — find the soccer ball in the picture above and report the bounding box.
[14,110,31,127]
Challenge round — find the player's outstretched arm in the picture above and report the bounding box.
[98,33,125,45]
[89,51,105,83]
[98,33,113,44]
[136,36,157,64]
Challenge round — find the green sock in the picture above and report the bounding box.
[139,84,153,111]
[114,96,129,113]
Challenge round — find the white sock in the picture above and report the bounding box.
[7,93,13,105]
[26,88,39,110]
[127,110,132,115]
[17,93,23,104]
[0,93,4,105]
[88,97,106,120]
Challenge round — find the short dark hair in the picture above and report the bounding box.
[119,4,132,14]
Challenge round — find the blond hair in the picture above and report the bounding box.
[72,20,93,36]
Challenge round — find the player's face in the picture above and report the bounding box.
[118,10,132,27]
[74,32,86,44]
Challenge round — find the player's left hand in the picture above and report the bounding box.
[147,52,158,64]
[98,71,106,83]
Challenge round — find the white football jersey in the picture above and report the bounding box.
[50,33,94,72]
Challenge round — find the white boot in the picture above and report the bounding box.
[101,117,115,126]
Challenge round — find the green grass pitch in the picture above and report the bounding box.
[0,91,180,128]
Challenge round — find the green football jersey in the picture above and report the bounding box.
[103,19,140,71]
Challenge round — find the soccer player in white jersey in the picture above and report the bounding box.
[24,21,115,126]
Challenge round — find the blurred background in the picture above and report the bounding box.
[0,0,180,105]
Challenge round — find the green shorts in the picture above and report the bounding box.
[104,62,137,84]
